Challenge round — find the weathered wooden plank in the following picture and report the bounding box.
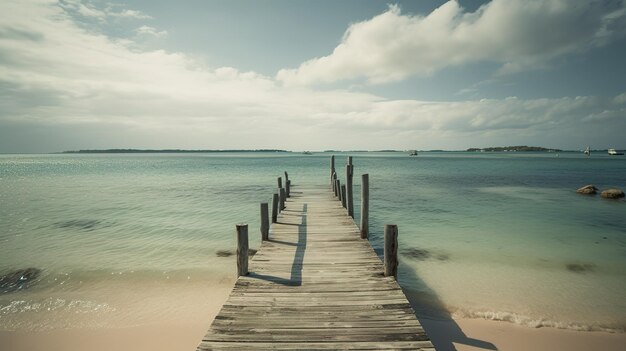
[197,182,433,351]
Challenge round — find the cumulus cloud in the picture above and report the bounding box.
[277,0,626,85]
[0,0,624,153]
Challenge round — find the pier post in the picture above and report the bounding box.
[346,164,354,218]
[260,203,269,241]
[333,174,338,196]
[360,174,369,239]
[271,193,279,223]
[284,171,289,183]
[236,224,249,276]
[279,187,286,211]
[341,184,347,208]
[384,224,398,279]
[286,180,291,198]
[277,177,282,189]
[330,155,335,187]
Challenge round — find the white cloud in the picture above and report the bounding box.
[114,9,152,20]
[136,25,167,38]
[277,0,626,85]
[0,0,624,152]
[59,0,152,20]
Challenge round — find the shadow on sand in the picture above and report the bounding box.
[247,202,307,287]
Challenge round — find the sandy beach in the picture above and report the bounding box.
[2,314,624,351]
[1,283,624,351]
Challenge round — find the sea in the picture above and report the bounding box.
[1,152,625,332]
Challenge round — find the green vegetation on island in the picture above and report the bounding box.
[466,146,562,152]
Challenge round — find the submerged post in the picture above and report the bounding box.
[330,155,335,187]
[286,180,291,198]
[260,202,269,241]
[271,193,279,223]
[279,187,286,210]
[277,177,282,189]
[341,184,347,208]
[236,224,249,276]
[346,164,354,218]
[384,224,398,279]
[360,174,369,239]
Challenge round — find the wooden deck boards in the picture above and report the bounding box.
[197,184,434,351]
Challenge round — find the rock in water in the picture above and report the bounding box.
[576,185,598,195]
[600,188,625,199]
[0,268,42,293]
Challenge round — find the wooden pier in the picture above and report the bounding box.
[197,159,434,350]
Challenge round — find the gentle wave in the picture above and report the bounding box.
[451,308,626,333]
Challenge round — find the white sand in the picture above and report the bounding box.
[1,283,624,351]
[422,317,626,351]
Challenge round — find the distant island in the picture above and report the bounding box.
[61,149,290,154]
[466,146,562,152]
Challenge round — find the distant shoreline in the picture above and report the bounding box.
[1,148,619,155]
[60,149,291,154]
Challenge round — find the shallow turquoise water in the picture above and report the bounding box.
[1,152,625,331]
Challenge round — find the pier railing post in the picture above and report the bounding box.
[284,171,289,183]
[286,180,291,198]
[384,224,398,278]
[341,184,347,208]
[346,164,354,218]
[360,174,369,239]
[330,155,335,187]
[333,174,338,196]
[271,193,279,223]
[279,187,286,210]
[277,177,282,189]
[236,224,249,276]
[260,203,269,241]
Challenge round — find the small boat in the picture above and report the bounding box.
[408,150,418,156]
[584,146,590,156]
[302,151,313,155]
[608,148,624,155]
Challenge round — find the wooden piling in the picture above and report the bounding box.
[271,193,278,223]
[260,203,269,241]
[330,155,335,186]
[384,224,398,279]
[346,164,354,218]
[236,224,249,276]
[360,174,369,239]
[277,177,282,189]
[333,174,338,196]
[286,180,291,197]
[284,171,289,182]
[341,184,347,208]
[279,187,286,210]
[347,156,353,165]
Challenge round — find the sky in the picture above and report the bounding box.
[0,0,625,153]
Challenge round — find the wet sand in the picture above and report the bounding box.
[2,310,624,350]
[1,280,624,351]
[422,317,626,351]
